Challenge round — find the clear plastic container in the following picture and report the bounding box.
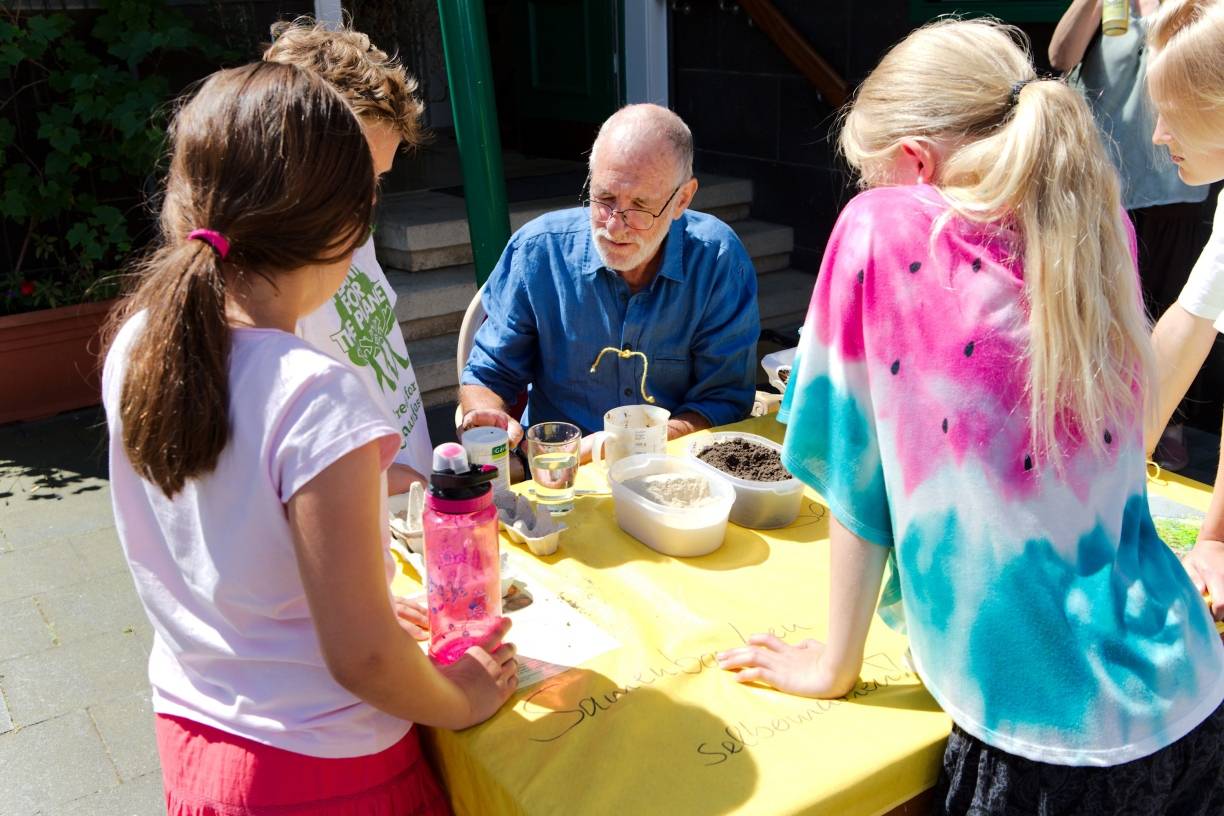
[687,432,804,529]
[608,454,734,557]
[761,347,797,394]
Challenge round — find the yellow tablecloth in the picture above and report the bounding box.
[391,416,1214,816]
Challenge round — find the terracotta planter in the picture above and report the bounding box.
[0,299,117,425]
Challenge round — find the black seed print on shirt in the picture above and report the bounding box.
[1024,455,1033,471]
[972,258,982,273]
[857,269,864,284]
[909,261,921,273]
[1104,430,1112,445]
[942,418,948,434]
[964,341,975,357]
[890,360,900,375]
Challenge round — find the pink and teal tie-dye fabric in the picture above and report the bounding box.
[779,184,1224,766]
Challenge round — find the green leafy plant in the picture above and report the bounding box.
[1,0,227,316]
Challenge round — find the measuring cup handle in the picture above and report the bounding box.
[590,431,609,470]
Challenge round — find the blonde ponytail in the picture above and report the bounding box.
[840,19,1153,463]
[941,79,1153,461]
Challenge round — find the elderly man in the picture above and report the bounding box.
[459,104,759,454]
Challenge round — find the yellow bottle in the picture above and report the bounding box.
[1103,0,1129,36]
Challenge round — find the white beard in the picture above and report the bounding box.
[593,226,666,272]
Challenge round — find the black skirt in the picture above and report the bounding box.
[933,700,1224,816]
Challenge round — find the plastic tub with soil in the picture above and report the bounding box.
[687,432,803,529]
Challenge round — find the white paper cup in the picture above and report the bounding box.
[462,426,511,494]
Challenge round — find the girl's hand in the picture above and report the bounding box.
[438,617,519,727]
[717,633,858,699]
[392,595,430,640]
[1183,538,1224,620]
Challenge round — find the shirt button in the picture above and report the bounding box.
[623,388,632,396]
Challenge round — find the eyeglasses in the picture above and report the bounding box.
[583,184,681,231]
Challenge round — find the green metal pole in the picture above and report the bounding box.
[436,0,511,286]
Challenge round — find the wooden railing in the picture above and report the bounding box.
[735,0,850,109]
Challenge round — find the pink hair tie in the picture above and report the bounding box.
[188,228,230,260]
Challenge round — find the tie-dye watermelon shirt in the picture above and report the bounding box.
[779,184,1224,766]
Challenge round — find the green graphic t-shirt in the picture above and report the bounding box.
[297,238,432,473]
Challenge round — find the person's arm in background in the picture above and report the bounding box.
[387,463,426,494]
[1049,0,1103,73]
[1147,305,1216,452]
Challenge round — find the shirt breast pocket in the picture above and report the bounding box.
[645,353,691,407]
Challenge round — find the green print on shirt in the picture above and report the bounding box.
[329,268,412,394]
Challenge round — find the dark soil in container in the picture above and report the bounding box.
[697,438,792,482]
[778,367,790,384]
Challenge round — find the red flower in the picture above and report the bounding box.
[19,280,35,297]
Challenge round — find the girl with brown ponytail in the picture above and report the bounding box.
[103,61,515,815]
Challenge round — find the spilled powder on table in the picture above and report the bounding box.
[623,473,716,508]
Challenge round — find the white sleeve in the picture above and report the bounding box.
[1178,192,1224,324]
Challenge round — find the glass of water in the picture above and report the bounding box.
[526,421,582,514]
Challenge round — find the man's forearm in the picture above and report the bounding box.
[1148,305,1216,453]
[667,411,711,440]
[459,383,509,416]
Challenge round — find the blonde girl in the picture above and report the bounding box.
[1145,0,1224,631]
[719,19,1224,814]
[103,62,516,815]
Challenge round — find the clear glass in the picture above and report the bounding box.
[422,499,501,665]
[526,421,582,514]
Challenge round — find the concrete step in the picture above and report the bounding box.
[375,173,756,273]
[404,332,461,397]
[757,268,815,330]
[732,219,794,264]
[388,264,476,340]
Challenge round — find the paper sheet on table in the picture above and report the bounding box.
[501,578,621,687]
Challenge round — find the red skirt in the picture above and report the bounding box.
[155,714,453,816]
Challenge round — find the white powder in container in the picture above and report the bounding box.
[623,473,716,508]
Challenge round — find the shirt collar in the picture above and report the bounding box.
[580,212,688,283]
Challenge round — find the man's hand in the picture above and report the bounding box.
[460,407,524,449]
[666,411,711,441]
[1183,538,1224,620]
[717,633,858,698]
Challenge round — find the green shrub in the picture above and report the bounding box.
[0,0,227,316]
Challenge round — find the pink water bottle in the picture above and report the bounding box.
[423,442,501,665]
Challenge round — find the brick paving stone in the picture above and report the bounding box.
[0,540,89,606]
[45,771,164,816]
[36,569,147,646]
[88,690,159,783]
[0,710,118,815]
[0,597,56,661]
[66,525,127,578]
[0,689,12,734]
[0,629,149,727]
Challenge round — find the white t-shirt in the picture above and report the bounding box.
[298,238,432,474]
[1177,190,1224,328]
[103,314,409,758]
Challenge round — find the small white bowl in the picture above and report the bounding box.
[608,454,734,557]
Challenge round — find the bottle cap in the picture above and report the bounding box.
[432,442,470,474]
[429,442,498,501]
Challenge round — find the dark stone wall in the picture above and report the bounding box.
[671,1,1056,271]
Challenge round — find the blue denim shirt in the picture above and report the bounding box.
[461,207,759,434]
